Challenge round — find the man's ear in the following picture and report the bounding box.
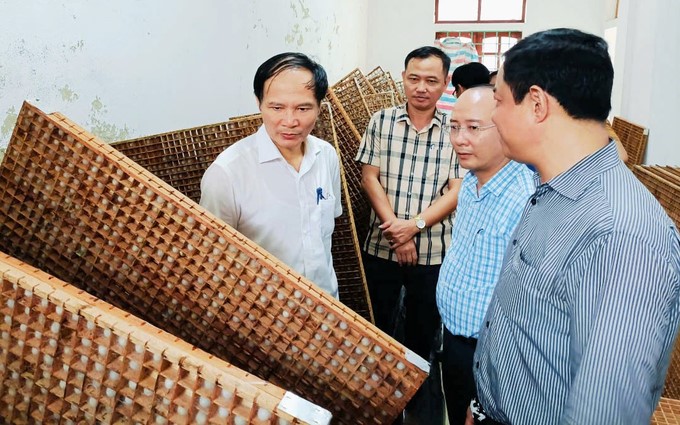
[256,96,262,111]
[528,85,549,123]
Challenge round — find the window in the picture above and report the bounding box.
[435,0,526,23]
[435,31,521,71]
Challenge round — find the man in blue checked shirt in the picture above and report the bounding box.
[435,85,534,425]
[470,28,680,425]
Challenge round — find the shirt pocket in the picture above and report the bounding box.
[316,195,336,238]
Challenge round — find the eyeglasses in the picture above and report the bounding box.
[448,123,496,137]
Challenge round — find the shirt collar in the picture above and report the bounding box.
[396,103,447,129]
[545,140,620,200]
[466,161,531,198]
[255,125,321,165]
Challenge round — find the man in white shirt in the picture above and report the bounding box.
[200,52,342,298]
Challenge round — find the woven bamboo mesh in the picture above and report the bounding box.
[0,251,328,425]
[0,102,428,424]
[112,109,372,323]
[315,103,373,323]
[632,166,680,230]
[329,69,374,137]
[611,116,649,166]
[365,67,403,105]
[324,91,372,248]
[652,398,680,424]
[631,165,680,402]
[362,92,398,116]
[109,115,262,203]
[394,81,406,104]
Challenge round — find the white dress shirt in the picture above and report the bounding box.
[200,126,342,298]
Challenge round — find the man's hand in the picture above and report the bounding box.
[394,239,418,266]
[380,218,419,248]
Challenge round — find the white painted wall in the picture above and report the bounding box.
[0,0,367,151]
[616,0,680,165]
[366,0,605,78]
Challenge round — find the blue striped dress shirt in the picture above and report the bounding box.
[437,161,534,338]
[474,141,680,424]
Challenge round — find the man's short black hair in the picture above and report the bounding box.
[451,62,490,89]
[404,46,451,77]
[502,28,613,121]
[253,52,328,105]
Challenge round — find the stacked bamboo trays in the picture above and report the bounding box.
[323,67,404,248]
[632,166,680,230]
[110,106,373,324]
[0,251,330,424]
[365,67,405,105]
[612,116,649,166]
[315,104,373,322]
[0,102,428,424]
[632,165,680,406]
[652,398,680,424]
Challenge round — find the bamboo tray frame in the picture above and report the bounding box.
[652,397,680,424]
[612,116,649,166]
[0,102,427,424]
[0,251,330,424]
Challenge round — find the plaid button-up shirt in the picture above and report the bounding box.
[355,105,461,265]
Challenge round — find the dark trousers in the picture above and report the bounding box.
[363,254,441,359]
[441,328,478,425]
[363,254,444,425]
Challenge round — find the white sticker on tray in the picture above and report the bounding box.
[404,348,430,373]
[278,391,333,425]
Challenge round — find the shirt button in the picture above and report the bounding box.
[512,239,517,246]
[486,321,489,328]
[530,198,537,205]
[476,361,480,369]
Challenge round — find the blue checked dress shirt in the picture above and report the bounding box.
[437,160,534,338]
[474,141,680,424]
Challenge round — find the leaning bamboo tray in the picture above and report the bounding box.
[324,89,372,248]
[652,397,680,424]
[110,108,373,323]
[611,116,649,166]
[0,251,330,424]
[0,102,428,424]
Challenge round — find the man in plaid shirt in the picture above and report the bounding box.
[356,46,463,423]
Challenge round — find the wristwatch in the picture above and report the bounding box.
[414,214,426,231]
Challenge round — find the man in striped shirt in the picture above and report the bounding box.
[436,85,533,425]
[356,46,463,423]
[470,28,680,424]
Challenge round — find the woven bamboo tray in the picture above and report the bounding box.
[652,397,680,424]
[394,81,406,105]
[612,116,649,166]
[365,67,402,105]
[632,165,680,230]
[110,116,263,203]
[329,69,374,137]
[0,102,428,424]
[315,103,373,323]
[112,110,372,324]
[0,251,330,424]
[324,92,372,248]
[362,92,398,116]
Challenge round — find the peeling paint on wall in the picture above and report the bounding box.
[59,84,79,102]
[87,97,132,143]
[285,23,305,46]
[289,0,310,19]
[1,107,18,147]
[69,40,84,53]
